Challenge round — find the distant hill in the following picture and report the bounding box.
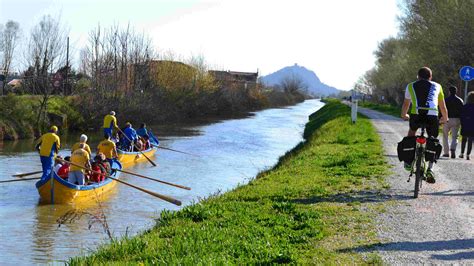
[261,64,340,96]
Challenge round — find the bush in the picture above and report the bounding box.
[0,94,37,139]
[48,96,86,130]
[0,94,88,140]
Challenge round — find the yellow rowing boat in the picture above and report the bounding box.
[35,159,122,204]
[117,132,159,166]
[117,146,158,166]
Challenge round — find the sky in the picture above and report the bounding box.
[0,0,401,90]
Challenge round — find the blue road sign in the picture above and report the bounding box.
[459,66,474,81]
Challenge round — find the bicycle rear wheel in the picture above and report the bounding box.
[414,153,422,198]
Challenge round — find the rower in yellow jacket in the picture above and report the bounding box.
[35,126,61,181]
[103,111,118,138]
[71,134,91,156]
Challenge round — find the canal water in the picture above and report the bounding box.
[0,99,323,264]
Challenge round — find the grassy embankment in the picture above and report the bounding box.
[358,101,401,117]
[71,100,389,264]
[0,94,84,140]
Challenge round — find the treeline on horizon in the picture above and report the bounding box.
[0,17,308,140]
[354,0,473,105]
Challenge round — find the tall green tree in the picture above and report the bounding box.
[401,0,474,84]
[358,0,474,104]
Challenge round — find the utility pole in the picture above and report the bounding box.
[0,71,5,96]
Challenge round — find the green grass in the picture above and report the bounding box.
[0,94,86,140]
[358,101,401,118]
[70,100,389,264]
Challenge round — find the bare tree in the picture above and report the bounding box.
[78,49,89,75]
[107,24,119,93]
[0,20,21,95]
[187,54,217,93]
[77,23,157,124]
[23,15,68,134]
[129,30,154,92]
[81,23,155,95]
[280,73,308,95]
[84,24,102,89]
[353,72,373,96]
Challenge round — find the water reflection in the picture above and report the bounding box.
[0,99,323,264]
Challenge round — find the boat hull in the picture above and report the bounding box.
[117,147,157,166]
[117,136,159,166]
[35,160,122,204]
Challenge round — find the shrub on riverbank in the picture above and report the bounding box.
[0,88,305,141]
[0,94,87,140]
[0,94,37,140]
[71,85,303,133]
[70,101,389,264]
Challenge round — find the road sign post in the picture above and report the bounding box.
[465,81,469,102]
[459,66,473,102]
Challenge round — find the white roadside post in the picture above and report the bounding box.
[459,66,473,101]
[351,90,357,123]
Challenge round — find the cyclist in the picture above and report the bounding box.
[400,67,448,183]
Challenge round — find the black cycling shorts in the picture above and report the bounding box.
[409,114,439,138]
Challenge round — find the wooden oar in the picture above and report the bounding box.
[152,144,200,157]
[12,170,43,177]
[0,177,41,183]
[58,159,181,206]
[117,127,157,167]
[113,168,191,190]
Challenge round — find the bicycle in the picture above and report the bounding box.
[407,124,428,198]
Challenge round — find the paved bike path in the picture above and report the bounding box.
[358,107,474,264]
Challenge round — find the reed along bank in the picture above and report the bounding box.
[71,100,389,264]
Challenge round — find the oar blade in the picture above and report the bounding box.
[12,170,43,177]
[154,145,200,157]
[0,177,41,184]
[109,176,182,206]
[113,168,191,190]
[149,191,182,206]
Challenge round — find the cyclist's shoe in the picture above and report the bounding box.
[426,169,436,184]
[459,154,464,159]
[404,162,412,172]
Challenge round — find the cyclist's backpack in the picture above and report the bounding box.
[397,136,416,164]
[425,137,442,163]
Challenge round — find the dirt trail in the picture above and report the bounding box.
[358,107,474,264]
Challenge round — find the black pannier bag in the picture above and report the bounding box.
[397,136,416,164]
[425,137,442,163]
